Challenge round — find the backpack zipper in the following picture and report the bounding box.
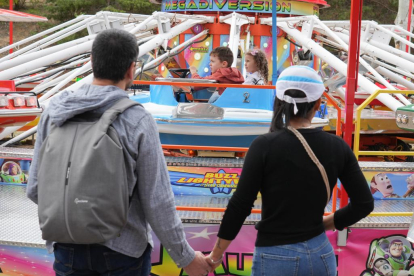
[63,125,78,242]
[65,162,71,185]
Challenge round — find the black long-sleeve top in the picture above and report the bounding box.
[218,128,374,246]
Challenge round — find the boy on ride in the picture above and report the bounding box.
[190,46,244,103]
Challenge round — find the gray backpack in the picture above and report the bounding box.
[37,98,140,244]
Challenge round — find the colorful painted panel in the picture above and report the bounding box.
[5,228,414,275]
[169,167,242,196]
[260,36,294,82]
[219,34,230,47]
[159,36,182,78]
[162,0,319,16]
[184,34,213,78]
[0,245,55,276]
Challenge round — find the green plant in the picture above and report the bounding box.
[101,5,124,13]
[45,0,159,21]
[320,0,399,24]
[46,0,107,21]
[117,0,158,14]
[0,0,27,10]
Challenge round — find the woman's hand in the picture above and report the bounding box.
[205,238,231,273]
[323,213,335,231]
[183,251,212,276]
[205,252,223,271]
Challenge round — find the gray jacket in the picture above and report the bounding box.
[27,84,195,267]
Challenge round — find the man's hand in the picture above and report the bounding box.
[183,251,212,276]
[190,66,198,75]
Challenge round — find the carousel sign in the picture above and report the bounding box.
[162,0,319,15]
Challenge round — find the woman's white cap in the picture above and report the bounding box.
[276,66,325,114]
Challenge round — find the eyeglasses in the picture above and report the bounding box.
[135,60,143,68]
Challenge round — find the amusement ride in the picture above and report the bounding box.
[1,0,414,275]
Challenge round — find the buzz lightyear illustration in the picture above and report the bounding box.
[0,161,27,184]
[360,235,414,276]
[360,258,413,276]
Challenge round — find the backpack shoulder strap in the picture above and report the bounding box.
[99,98,142,131]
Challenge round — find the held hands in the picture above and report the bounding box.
[183,251,212,276]
[183,251,223,276]
[190,66,198,75]
[205,252,223,271]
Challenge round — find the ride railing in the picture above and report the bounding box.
[323,92,343,213]
[354,89,414,159]
[353,89,414,218]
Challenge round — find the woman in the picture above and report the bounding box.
[206,66,374,275]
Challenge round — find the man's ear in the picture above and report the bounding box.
[222,61,229,68]
[126,62,135,80]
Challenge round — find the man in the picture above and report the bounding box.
[27,29,210,276]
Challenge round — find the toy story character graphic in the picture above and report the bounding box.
[0,161,27,184]
[361,235,414,276]
[404,175,414,198]
[371,173,401,199]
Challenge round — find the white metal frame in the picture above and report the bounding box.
[2,12,414,143]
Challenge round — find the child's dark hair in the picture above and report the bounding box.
[270,89,318,132]
[210,47,233,67]
[246,49,269,84]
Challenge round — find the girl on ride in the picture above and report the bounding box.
[243,49,268,85]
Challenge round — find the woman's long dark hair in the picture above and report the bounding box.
[270,89,318,132]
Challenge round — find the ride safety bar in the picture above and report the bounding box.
[353,90,414,160]
[133,80,275,89]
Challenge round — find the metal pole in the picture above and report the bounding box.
[9,0,13,54]
[341,0,364,208]
[272,0,277,83]
[407,0,413,53]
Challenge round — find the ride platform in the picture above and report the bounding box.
[0,147,413,248]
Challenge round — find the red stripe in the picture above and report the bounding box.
[0,8,46,20]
